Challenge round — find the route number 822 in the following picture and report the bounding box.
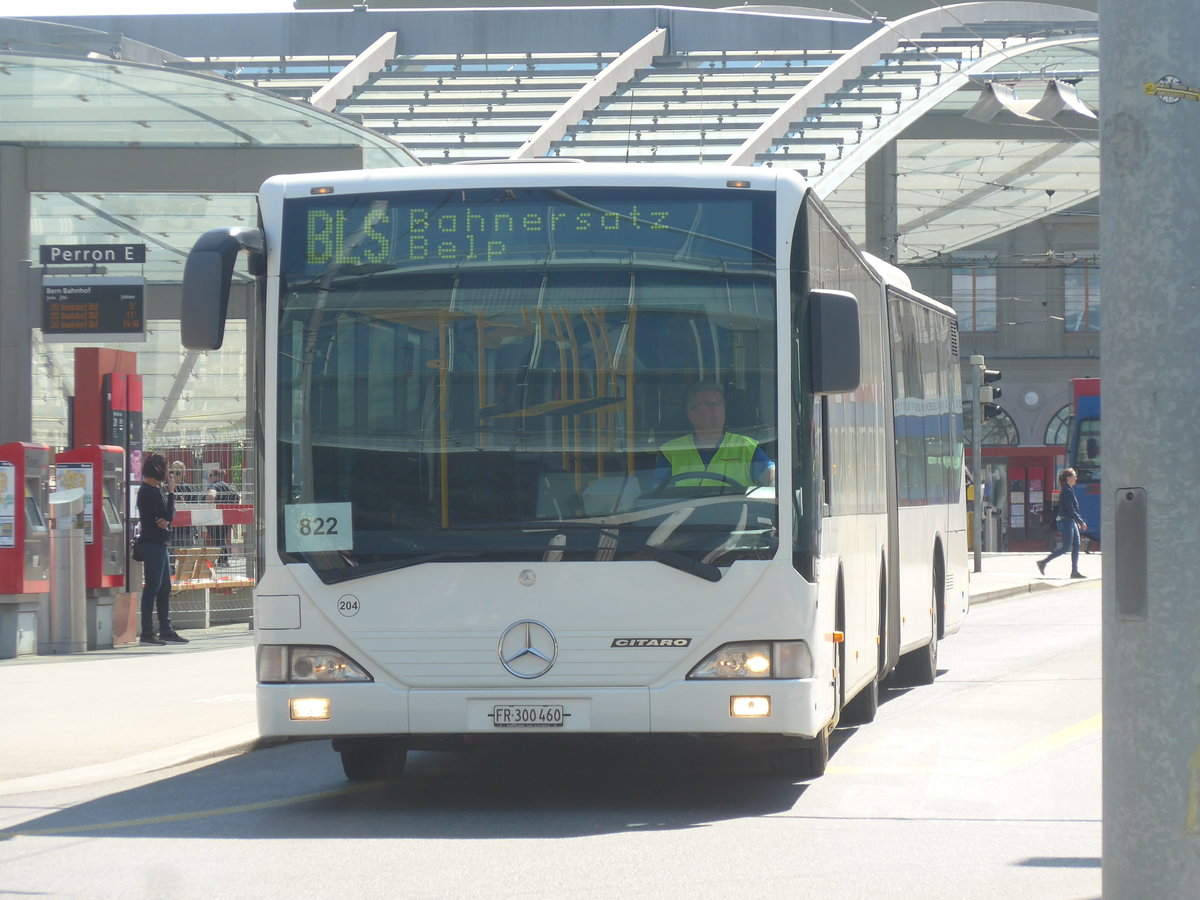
[284,502,353,552]
[297,516,338,537]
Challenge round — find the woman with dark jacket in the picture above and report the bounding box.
[136,453,189,645]
[1037,467,1087,579]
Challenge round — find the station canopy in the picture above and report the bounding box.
[2,8,1099,444]
[0,20,418,446]
[822,36,1099,261]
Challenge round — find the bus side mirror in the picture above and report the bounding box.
[181,227,264,350]
[809,289,860,394]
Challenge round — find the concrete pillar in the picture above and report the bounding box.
[0,146,33,445]
[1100,0,1200,893]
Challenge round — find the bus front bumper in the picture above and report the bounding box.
[257,678,827,741]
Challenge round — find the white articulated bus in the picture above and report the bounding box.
[181,162,968,781]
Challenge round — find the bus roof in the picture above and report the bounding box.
[260,160,811,199]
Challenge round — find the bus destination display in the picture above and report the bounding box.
[284,187,769,276]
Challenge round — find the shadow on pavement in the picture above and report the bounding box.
[3,736,819,841]
[1016,857,1101,869]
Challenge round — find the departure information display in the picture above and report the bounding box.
[282,186,772,277]
[41,277,145,342]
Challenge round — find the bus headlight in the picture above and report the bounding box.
[258,645,373,684]
[689,642,771,679]
[687,641,812,680]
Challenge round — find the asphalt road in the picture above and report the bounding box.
[0,580,1100,900]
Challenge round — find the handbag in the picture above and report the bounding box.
[130,524,144,562]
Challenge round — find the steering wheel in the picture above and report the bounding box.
[656,470,747,493]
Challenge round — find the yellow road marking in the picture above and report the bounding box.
[829,714,1101,777]
[0,781,386,840]
[990,714,1102,772]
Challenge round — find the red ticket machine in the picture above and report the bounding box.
[54,445,125,590]
[0,442,52,658]
[0,442,51,594]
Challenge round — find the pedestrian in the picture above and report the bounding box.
[136,452,189,645]
[1037,467,1086,579]
[170,460,195,503]
[205,467,238,566]
[169,460,200,545]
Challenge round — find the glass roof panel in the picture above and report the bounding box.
[828,140,1098,261]
[4,41,421,440]
[935,41,1100,112]
[0,50,416,163]
[30,192,258,284]
[825,38,1099,262]
[32,320,249,448]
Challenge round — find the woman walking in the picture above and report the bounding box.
[136,452,189,645]
[1037,467,1087,579]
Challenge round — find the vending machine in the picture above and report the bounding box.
[54,445,125,589]
[0,442,52,657]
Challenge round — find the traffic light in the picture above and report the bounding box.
[980,368,1002,422]
[981,368,1002,400]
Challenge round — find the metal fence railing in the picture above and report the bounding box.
[149,430,257,629]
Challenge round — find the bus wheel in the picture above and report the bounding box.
[767,730,829,781]
[334,737,408,782]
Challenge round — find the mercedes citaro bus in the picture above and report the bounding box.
[181,161,968,781]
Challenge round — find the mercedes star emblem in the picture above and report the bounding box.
[498,619,558,679]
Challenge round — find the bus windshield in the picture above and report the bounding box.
[277,185,779,582]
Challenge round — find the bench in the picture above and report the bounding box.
[170,547,254,595]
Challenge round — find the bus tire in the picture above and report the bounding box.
[334,737,408,782]
[767,730,829,781]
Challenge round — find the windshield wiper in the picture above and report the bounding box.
[314,518,729,584]
[314,548,520,584]
[448,520,722,583]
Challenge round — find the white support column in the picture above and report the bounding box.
[725,2,1096,168]
[510,28,668,160]
[310,31,398,113]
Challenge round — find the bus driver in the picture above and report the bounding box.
[654,382,775,490]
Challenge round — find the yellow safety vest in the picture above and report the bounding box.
[660,433,760,486]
